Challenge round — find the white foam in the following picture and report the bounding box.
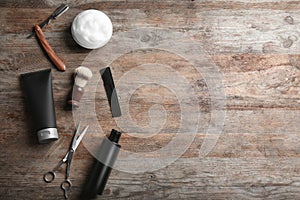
[71,9,113,49]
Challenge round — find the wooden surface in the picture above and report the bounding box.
[0,0,300,199]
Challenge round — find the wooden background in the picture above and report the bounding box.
[0,0,300,199]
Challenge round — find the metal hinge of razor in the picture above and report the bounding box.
[29,4,69,71]
[28,4,69,38]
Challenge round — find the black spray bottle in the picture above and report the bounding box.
[82,129,121,199]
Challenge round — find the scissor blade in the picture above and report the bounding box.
[71,123,81,149]
[73,126,89,151]
[62,152,69,162]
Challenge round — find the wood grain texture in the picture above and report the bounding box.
[0,0,300,200]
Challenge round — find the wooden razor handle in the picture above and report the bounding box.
[34,25,66,71]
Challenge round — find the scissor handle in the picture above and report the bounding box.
[44,159,65,183]
[61,179,72,199]
[43,171,56,183]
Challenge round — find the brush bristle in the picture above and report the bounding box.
[74,66,93,88]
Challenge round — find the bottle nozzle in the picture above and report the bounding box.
[108,129,121,143]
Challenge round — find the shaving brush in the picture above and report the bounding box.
[66,66,93,110]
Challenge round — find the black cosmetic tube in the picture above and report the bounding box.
[82,129,121,199]
[20,69,58,143]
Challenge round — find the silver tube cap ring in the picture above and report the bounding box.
[37,128,59,144]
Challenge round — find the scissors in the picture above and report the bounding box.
[43,123,89,199]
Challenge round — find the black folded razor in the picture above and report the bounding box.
[100,67,121,117]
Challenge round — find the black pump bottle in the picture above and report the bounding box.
[83,129,121,199]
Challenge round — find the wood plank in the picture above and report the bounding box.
[2,156,300,199]
[2,1,300,54]
[0,0,300,199]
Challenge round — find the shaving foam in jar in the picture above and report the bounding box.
[71,9,113,49]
